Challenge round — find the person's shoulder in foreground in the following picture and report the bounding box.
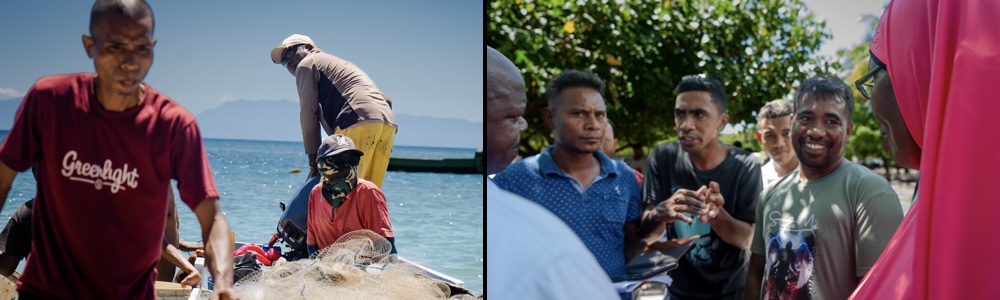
[486,181,618,300]
[491,151,544,189]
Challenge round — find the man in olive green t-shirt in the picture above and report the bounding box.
[744,75,903,300]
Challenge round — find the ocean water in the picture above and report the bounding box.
[0,133,484,294]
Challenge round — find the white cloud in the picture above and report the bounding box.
[0,87,25,98]
[220,93,235,102]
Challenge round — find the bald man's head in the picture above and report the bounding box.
[486,46,527,174]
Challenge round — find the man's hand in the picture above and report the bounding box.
[645,235,700,252]
[179,241,204,252]
[654,188,707,224]
[178,268,201,288]
[193,199,237,299]
[306,153,319,179]
[698,182,725,224]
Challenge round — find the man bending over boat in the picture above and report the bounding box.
[0,1,236,298]
[270,35,396,188]
[306,134,396,256]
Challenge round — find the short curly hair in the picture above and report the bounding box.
[757,99,794,123]
[675,75,727,114]
[793,74,854,120]
[546,70,605,110]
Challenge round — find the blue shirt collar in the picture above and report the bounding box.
[537,145,618,178]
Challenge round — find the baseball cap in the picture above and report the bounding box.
[317,134,365,159]
[270,34,315,64]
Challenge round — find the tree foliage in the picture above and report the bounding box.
[487,0,836,158]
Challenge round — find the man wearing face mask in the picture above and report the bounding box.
[306,134,396,256]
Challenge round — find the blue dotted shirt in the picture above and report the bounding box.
[493,146,642,278]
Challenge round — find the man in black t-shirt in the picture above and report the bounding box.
[642,75,762,300]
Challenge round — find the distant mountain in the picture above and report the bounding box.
[195,100,302,142]
[0,97,22,130]
[196,100,482,149]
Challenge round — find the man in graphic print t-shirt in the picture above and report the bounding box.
[744,75,902,300]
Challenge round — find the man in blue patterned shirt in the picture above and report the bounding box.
[493,70,647,285]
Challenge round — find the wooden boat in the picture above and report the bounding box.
[387,150,483,174]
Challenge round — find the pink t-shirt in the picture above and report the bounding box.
[0,73,218,299]
[306,178,394,250]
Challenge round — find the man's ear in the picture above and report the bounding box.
[82,35,94,58]
[756,132,763,143]
[719,113,730,132]
[542,107,554,131]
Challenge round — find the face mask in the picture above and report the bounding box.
[319,164,358,208]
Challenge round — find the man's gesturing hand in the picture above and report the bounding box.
[654,188,707,224]
[698,181,725,224]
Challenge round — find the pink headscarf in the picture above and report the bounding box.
[852,0,1000,299]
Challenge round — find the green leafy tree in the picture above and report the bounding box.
[487,0,837,158]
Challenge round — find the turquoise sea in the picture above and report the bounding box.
[0,132,484,294]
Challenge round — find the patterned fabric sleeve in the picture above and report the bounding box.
[624,164,641,226]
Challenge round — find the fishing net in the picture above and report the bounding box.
[0,273,16,300]
[234,229,472,299]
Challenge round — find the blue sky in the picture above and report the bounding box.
[0,1,484,122]
[801,0,887,59]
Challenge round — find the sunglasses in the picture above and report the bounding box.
[854,54,886,101]
[318,153,361,169]
[280,45,302,68]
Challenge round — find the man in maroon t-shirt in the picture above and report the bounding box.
[0,1,237,299]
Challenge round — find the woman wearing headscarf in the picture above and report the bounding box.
[851,0,1000,298]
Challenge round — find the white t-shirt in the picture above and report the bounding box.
[761,160,780,188]
[486,180,618,300]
